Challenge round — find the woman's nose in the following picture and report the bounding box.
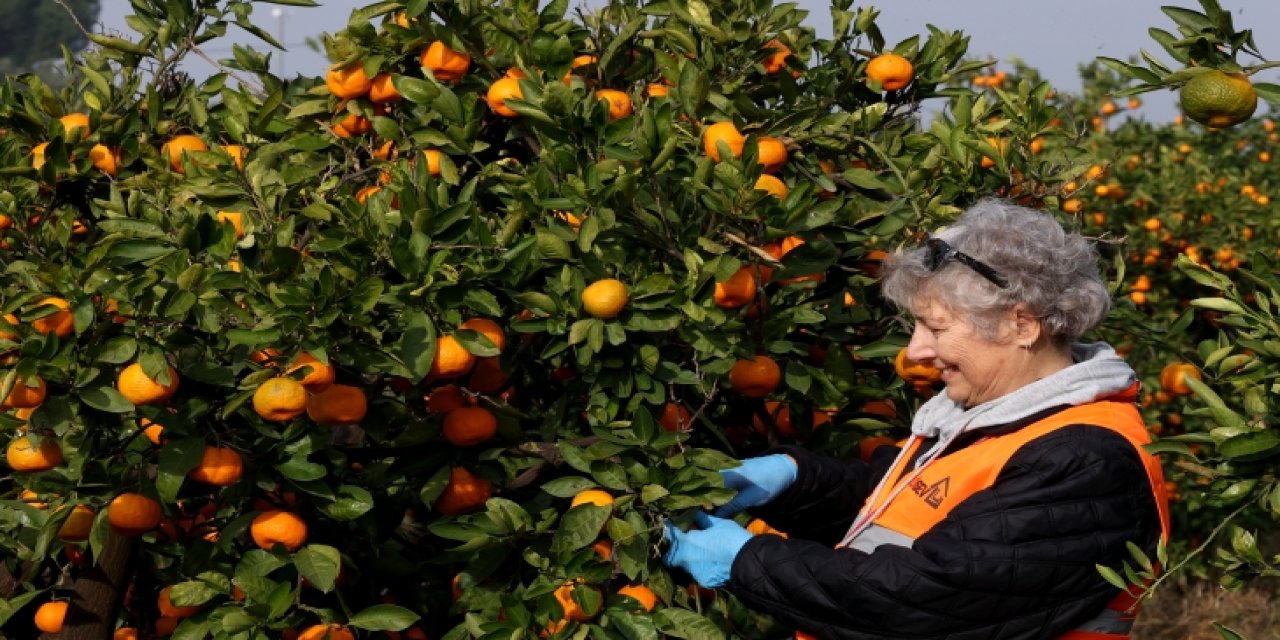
[905,326,935,363]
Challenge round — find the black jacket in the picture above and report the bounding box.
[727,412,1163,640]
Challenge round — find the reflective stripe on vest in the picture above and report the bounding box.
[850,396,1171,639]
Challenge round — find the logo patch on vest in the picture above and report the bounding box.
[910,476,950,508]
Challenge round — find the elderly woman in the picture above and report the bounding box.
[664,200,1170,639]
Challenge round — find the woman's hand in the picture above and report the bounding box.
[714,454,798,517]
[663,512,753,588]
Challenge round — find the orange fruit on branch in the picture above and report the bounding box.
[57,112,91,140]
[570,489,614,509]
[332,112,372,138]
[426,384,469,413]
[658,402,692,432]
[307,384,368,425]
[728,355,782,398]
[420,41,471,83]
[89,144,121,176]
[594,89,633,120]
[34,601,68,633]
[117,362,180,406]
[421,149,444,175]
[7,434,63,471]
[460,317,505,352]
[108,492,163,536]
[553,581,599,622]
[443,406,498,446]
[56,503,96,541]
[486,76,524,117]
[251,510,309,552]
[582,278,629,319]
[859,434,897,461]
[431,334,476,379]
[326,63,372,99]
[714,266,758,308]
[157,585,201,618]
[253,377,308,421]
[188,445,244,486]
[369,73,402,103]
[761,40,792,75]
[298,623,356,640]
[466,357,508,394]
[162,134,208,173]
[286,353,335,393]
[215,211,245,239]
[746,517,788,537]
[0,312,17,341]
[702,121,745,162]
[894,347,941,384]
[754,174,788,199]
[756,136,788,173]
[435,466,491,515]
[1159,362,1202,396]
[30,296,73,337]
[221,144,247,170]
[2,374,46,408]
[616,584,658,612]
[1179,69,1257,128]
[865,52,914,91]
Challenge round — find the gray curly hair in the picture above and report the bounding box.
[880,199,1111,343]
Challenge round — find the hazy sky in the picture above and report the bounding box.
[92,0,1280,122]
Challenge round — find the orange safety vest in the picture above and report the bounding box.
[852,395,1171,640]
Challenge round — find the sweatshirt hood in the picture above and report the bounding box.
[909,341,1137,442]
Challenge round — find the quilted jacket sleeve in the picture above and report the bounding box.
[743,444,893,545]
[727,425,1163,640]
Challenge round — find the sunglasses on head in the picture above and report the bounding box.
[924,237,1010,289]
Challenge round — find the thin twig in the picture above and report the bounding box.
[1173,458,1222,479]
[188,40,269,98]
[52,0,91,39]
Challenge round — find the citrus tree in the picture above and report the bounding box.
[1043,4,1280,622]
[0,0,1119,638]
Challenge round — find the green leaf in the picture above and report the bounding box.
[1252,82,1280,105]
[397,309,437,382]
[551,504,611,552]
[1095,564,1129,590]
[79,386,135,412]
[654,608,726,640]
[1191,298,1246,314]
[87,33,149,55]
[105,239,175,265]
[294,544,342,593]
[541,476,599,498]
[277,457,328,482]
[0,590,43,628]
[349,603,421,631]
[1162,7,1215,33]
[462,290,503,317]
[170,578,224,606]
[1211,623,1247,640]
[156,437,208,502]
[323,485,375,521]
[1217,431,1280,462]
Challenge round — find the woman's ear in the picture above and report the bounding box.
[1011,304,1043,346]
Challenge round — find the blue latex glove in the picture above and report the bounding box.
[663,512,753,588]
[713,454,798,517]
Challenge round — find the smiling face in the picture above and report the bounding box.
[905,298,1042,408]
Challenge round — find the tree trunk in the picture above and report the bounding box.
[60,532,138,639]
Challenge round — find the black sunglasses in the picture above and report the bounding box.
[924,238,1010,289]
